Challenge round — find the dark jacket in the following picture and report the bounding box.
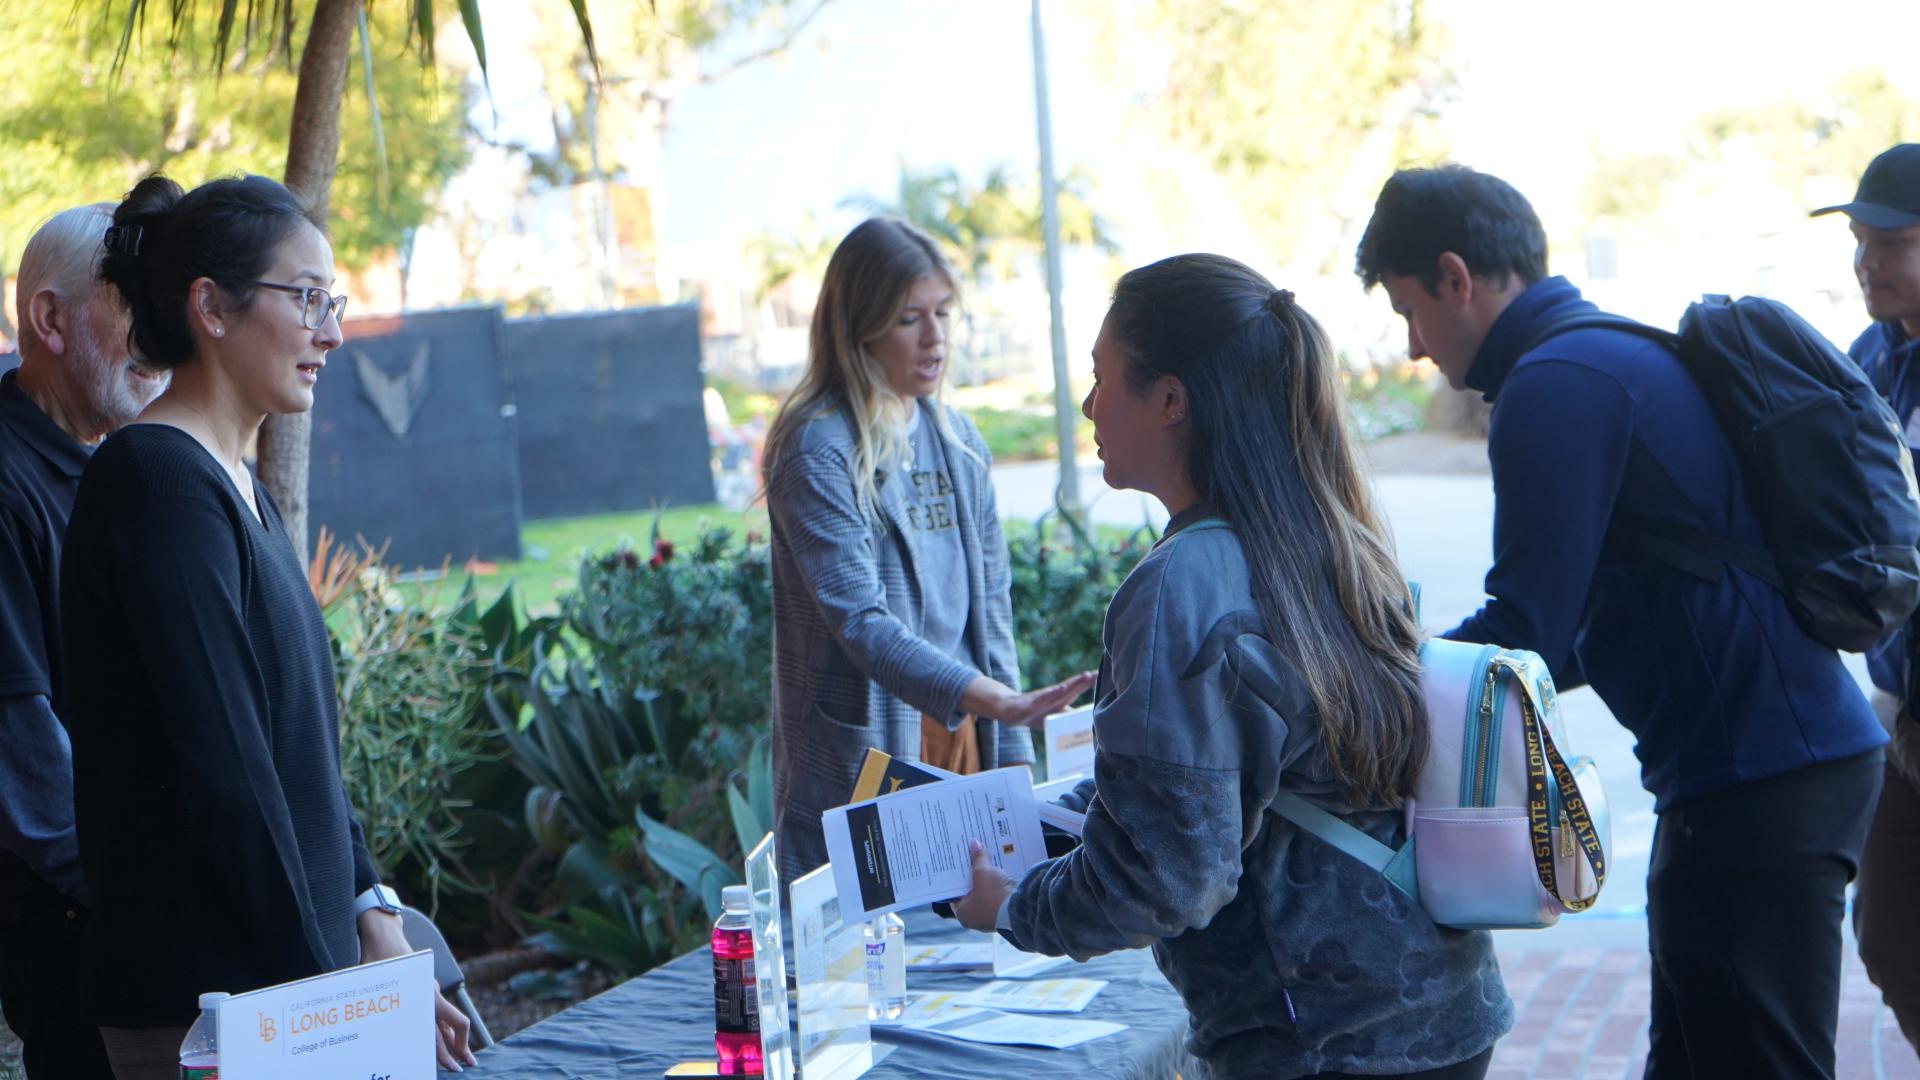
[61,425,377,1026]
[1007,512,1510,1080]
[1849,320,1920,698]
[1446,276,1883,810]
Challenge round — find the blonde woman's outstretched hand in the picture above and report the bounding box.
[961,670,1098,728]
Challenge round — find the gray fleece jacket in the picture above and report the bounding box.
[1005,512,1512,1079]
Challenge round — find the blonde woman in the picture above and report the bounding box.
[762,218,1094,880]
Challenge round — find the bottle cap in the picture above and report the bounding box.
[721,884,751,910]
[198,991,231,1010]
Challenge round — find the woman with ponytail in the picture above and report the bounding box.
[954,255,1511,1079]
[62,174,474,1076]
[761,217,1094,880]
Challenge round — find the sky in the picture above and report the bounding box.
[448,0,1920,356]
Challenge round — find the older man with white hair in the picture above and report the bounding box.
[0,204,167,1079]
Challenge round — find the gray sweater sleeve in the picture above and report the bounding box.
[767,444,980,721]
[0,694,88,901]
[1006,537,1284,959]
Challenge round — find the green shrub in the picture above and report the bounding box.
[1342,360,1434,441]
[483,513,1149,975]
[1007,515,1156,688]
[563,527,773,774]
[966,405,1062,463]
[317,538,495,916]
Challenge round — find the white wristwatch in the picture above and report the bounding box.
[353,883,403,919]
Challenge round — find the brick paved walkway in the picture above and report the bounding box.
[1491,940,1917,1079]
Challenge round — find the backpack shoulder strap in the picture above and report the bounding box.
[1521,312,1680,356]
[1269,791,1420,901]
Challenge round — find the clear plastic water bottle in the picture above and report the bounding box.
[178,991,227,1079]
[711,885,762,1075]
[864,912,907,1020]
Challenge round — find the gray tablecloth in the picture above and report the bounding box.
[460,910,1198,1079]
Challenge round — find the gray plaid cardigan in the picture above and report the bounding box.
[766,398,1031,882]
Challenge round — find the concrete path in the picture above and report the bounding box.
[991,457,1915,1077]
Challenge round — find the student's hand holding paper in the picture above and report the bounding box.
[953,839,1019,932]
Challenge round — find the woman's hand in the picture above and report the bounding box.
[357,909,479,1072]
[961,670,1098,728]
[952,840,1019,933]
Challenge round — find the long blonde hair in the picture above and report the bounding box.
[762,217,974,522]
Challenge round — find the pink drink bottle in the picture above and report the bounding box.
[711,885,762,1075]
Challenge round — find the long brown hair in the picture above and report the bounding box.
[761,217,974,522]
[1106,253,1427,805]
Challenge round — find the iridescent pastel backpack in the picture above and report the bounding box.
[1271,588,1611,930]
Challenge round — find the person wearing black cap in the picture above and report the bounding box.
[1812,141,1920,1050]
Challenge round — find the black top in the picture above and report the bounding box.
[0,369,87,705]
[60,423,376,1026]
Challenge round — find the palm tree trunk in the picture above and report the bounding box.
[260,0,357,558]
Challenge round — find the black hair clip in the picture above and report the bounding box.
[103,224,144,257]
[1272,288,1295,307]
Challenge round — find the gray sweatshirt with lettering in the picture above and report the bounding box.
[1005,514,1512,1079]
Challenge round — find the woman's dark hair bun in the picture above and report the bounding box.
[98,172,321,370]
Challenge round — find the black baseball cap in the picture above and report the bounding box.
[1811,144,1920,229]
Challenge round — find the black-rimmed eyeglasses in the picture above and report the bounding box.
[254,281,348,330]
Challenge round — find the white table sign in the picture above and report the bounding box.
[216,950,435,1079]
[789,863,873,1080]
[744,833,795,1080]
[1043,706,1095,781]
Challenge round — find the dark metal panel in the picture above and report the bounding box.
[310,306,523,568]
[504,304,715,520]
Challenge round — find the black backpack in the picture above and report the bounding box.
[1524,295,1920,653]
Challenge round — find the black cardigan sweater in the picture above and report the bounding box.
[60,423,375,1026]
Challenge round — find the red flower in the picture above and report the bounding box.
[654,538,676,563]
[648,553,665,570]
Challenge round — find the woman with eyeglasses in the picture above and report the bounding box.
[62,174,476,1078]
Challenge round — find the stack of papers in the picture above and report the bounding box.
[873,992,1126,1050]
[950,978,1106,1014]
[822,766,1049,921]
[902,943,994,973]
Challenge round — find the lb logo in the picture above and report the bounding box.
[258,1012,278,1043]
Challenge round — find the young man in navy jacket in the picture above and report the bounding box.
[1357,164,1886,1078]
[1812,141,1920,1050]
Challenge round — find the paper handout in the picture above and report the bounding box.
[951,978,1107,1014]
[822,766,1048,921]
[873,992,1126,1049]
[902,943,994,972]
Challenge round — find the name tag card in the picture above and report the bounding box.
[744,833,796,1080]
[1044,706,1095,781]
[217,950,435,1079]
[789,864,873,1080]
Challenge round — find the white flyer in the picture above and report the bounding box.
[1043,705,1096,780]
[875,992,1125,1049]
[821,766,1047,921]
[902,942,994,972]
[951,977,1107,1014]
[991,932,1067,978]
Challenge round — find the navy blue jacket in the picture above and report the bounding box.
[1445,277,1883,810]
[1850,320,1920,697]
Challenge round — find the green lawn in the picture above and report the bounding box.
[404,503,769,615]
